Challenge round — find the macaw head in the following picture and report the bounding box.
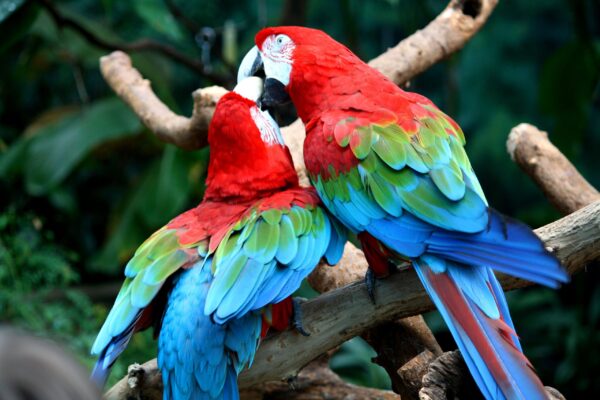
[237,27,353,113]
[204,76,297,201]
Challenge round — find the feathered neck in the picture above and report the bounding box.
[203,92,298,203]
[288,45,401,124]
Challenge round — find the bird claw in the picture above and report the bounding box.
[365,268,377,304]
[292,297,310,336]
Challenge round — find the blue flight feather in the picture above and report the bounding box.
[158,260,262,400]
[413,259,548,400]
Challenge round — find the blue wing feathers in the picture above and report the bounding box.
[159,262,262,400]
[93,195,345,398]
[324,217,347,265]
[427,209,567,287]
[222,367,241,400]
[364,207,566,288]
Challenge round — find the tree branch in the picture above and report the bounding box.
[507,123,600,215]
[100,51,227,150]
[368,0,498,85]
[35,0,230,85]
[105,200,600,398]
[419,350,566,400]
[99,0,499,153]
[104,356,398,400]
[363,317,442,398]
[240,356,398,400]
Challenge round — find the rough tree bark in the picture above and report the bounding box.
[105,199,600,399]
[507,123,600,215]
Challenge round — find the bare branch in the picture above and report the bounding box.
[364,317,442,398]
[369,0,499,85]
[100,0,499,151]
[105,357,398,400]
[418,350,566,400]
[105,201,600,397]
[100,51,227,150]
[241,357,398,400]
[507,123,600,215]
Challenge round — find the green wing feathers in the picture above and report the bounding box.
[91,228,198,355]
[323,103,489,233]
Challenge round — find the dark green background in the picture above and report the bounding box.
[0,0,598,397]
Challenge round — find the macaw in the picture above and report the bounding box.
[238,27,569,400]
[90,76,345,399]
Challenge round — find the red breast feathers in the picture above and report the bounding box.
[203,92,298,202]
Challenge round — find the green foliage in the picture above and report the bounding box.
[2,98,142,195]
[133,0,185,42]
[0,0,598,397]
[330,337,391,389]
[0,207,97,359]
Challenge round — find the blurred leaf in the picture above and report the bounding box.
[0,0,38,54]
[133,0,185,42]
[330,337,391,389]
[222,20,237,66]
[23,98,141,195]
[539,41,599,153]
[0,136,28,178]
[0,0,25,23]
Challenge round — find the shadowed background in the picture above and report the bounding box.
[0,0,598,397]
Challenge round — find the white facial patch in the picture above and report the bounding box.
[250,107,285,146]
[261,34,295,86]
[233,76,264,102]
[263,57,292,86]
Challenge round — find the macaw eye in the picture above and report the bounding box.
[275,34,290,46]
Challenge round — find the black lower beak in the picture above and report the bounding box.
[258,78,291,111]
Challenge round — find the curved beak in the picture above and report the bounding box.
[238,45,291,111]
[237,46,263,83]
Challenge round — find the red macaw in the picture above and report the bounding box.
[238,27,569,400]
[90,77,346,399]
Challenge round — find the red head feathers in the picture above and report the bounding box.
[250,27,404,122]
[203,77,298,202]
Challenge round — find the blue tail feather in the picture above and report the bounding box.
[429,209,568,287]
[90,312,140,388]
[414,258,548,400]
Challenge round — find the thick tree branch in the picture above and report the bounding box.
[363,317,442,398]
[105,201,600,398]
[105,357,398,400]
[100,51,227,150]
[507,123,600,215]
[418,350,566,400]
[240,356,398,400]
[100,0,498,153]
[369,0,498,85]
